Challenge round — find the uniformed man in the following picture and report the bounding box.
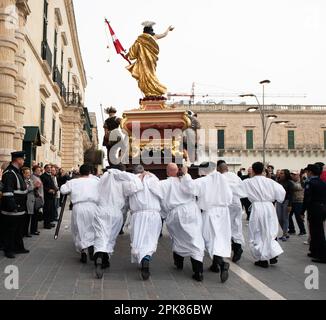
[1,151,29,259]
[103,107,122,165]
[301,164,326,263]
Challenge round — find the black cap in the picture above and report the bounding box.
[304,164,322,176]
[11,151,26,161]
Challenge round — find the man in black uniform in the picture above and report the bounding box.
[301,164,326,263]
[103,107,121,165]
[1,151,29,259]
[41,164,57,229]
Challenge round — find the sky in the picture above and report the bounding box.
[74,0,326,142]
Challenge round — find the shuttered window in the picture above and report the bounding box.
[246,130,253,150]
[217,130,225,150]
[288,130,295,149]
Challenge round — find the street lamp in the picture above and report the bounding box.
[239,80,289,164]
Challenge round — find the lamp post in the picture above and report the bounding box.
[239,80,289,165]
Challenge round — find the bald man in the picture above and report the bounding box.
[156,163,205,282]
[217,163,246,263]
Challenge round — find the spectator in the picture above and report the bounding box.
[22,167,35,238]
[58,168,70,207]
[31,166,43,235]
[288,170,306,236]
[240,167,253,221]
[275,169,281,182]
[41,165,56,229]
[51,166,60,221]
[301,164,326,263]
[267,165,276,180]
[320,165,326,183]
[276,169,294,241]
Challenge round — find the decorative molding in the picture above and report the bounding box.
[50,145,57,152]
[40,135,47,144]
[40,85,51,98]
[68,58,73,69]
[52,103,60,113]
[55,8,63,26]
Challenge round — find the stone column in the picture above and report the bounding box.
[14,0,30,151]
[0,0,18,163]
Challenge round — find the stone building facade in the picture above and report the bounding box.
[0,0,94,170]
[175,104,326,171]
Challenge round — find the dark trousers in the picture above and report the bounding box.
[23,214,31,236]
[0,213,4,248]
[308,209,326,260]
[1,214,25,254]
[43,198,55,227]
[173,252,203,273]
[289,202,306,234]
[30,210,39,234]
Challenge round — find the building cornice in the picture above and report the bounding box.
[64,0,87,89]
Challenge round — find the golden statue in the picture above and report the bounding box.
[126,22,174,97]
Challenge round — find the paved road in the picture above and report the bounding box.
[0,207,325,300]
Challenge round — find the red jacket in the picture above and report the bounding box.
[321,171,326,182]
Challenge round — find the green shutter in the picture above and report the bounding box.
[246,130,253,149]
[218,130,225,150]
[51,118,56,145]
[288,130,295,149]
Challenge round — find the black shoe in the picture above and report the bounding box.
[269,257,278,265]
[311,258,326,264]
[141,259,150,281]
[25,234,32,238]
[307,253,316,258]
[44,225,52,230]
[102,253,110,269]
[80,252,87,264]
[5,252,16,259]
[298,232,306,236]
[50,223,56,228]
[210,264,220,273]
[15,249,29,254]
[288,231,296,235]
[254,260,269,268]
[88,246,94,261]
[32,232,40,236]
[220,263,230,283]
[192,272,203,282]
[232,246,243,263]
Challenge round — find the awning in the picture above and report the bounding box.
[23,126,42,146]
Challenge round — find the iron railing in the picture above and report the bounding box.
[41,40,53,70]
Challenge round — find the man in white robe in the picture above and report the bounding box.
[60,164,99,264]
[182,162,233,283]
[112,165,162,280]
[242,162,286,268]
[157,163,205,282]
[217,162,246,263]
[93,164,143,279]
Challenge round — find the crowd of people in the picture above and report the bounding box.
[0,151,325,285]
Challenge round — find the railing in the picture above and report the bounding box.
[173,104,326,113]
[41,40,53,70]
[53,66,62,88]
[83,107,93,141]
[61,82,66,100]
[65,92,81,106]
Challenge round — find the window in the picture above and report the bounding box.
[217,129,225,150]
[61,50,64,76]
[40,104,45,136]
[59,128,62,151]
[288,130,295,149]
[51,117,56,145]
[246,130,253,150]
[42,0,48,42]
[53,29,58,80]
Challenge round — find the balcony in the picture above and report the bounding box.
[41,40,53,74]
[66,92,82,107]
[53,67,67,100]
[82,107,93,141]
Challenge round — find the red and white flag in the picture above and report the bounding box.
[105,19,131,64]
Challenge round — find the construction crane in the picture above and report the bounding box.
[167,82,307,105]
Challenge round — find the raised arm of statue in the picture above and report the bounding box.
[154,26,174,40]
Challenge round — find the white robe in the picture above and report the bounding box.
[182,172,233,259]
[158,177,205,262]
[223,171,246,246]
[242,175,286,261]
[93,170,143,255]
[60,177,99,252]
[118,172,162,264]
